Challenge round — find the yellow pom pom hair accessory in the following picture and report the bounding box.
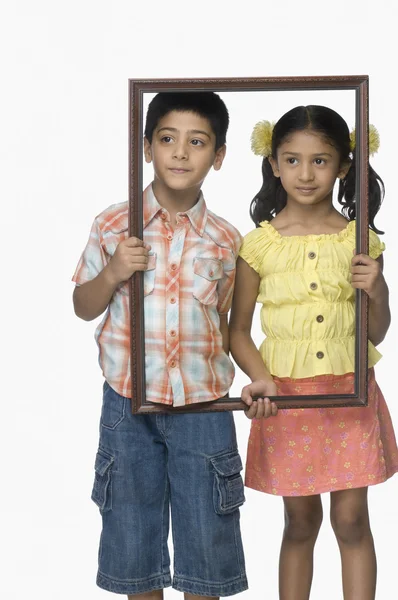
[251,120,275,157]
[349,124,380,156]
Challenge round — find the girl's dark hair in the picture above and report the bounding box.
[144,92,229,151]
[250,105,384,233]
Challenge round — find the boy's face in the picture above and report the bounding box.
[144,110,226,194]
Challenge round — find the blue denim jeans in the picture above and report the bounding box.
[92,382,248,596]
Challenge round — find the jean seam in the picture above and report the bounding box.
[233,510,245,576]
[160,451,169,575]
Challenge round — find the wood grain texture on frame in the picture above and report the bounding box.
[129,75,369,413]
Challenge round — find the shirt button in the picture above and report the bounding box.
[169,329,176,337]
[170,360,177,368]
[308,251,316,259]
[209,270,214,277]
[170,263,177,271]
[160,211,167,220]
[316,351,324,359]
[167,234,173,241]
[316,315,324,323]
[170,297,176,304]
[310,282,318,290]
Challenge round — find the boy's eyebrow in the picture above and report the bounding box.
[281,151,334,157]
[157,127,212,139]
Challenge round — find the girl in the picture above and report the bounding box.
[229,105,398,600]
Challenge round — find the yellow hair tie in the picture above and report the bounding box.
[349,124,380,156]
[251,120,275,157]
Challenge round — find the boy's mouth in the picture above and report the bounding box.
[169,168,190,174]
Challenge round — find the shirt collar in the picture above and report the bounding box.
[143,183,208,237]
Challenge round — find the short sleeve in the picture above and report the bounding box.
[239,227,268,274]
[72,219,108,285]
[369,229,386,260]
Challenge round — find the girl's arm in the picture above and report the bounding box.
[229,258,277,418]
[219,314,229,354]
[351,253,391,346]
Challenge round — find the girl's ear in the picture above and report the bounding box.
[338,160,351,180]
[213,144,226,171]
[144,137,152,164]
[268,156,280,177]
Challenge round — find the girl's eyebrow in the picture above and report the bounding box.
[157,127,211,139]
[281,151,333,158]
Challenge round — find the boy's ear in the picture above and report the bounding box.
[144,137,152,164]
[268,156,280,177]
[338,160,351,180]
[213,144,226,171]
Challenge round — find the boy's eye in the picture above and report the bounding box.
[314,158,325,165]
[287,157,298,165]
[160,136,173,143]
[191,138,204,146]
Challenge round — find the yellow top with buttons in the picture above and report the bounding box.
[239,220,385,378]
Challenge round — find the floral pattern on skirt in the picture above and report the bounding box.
[245,369,398,496]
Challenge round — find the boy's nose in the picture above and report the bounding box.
[173,143,188,160]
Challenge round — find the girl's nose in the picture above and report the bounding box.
[299,163,315,181]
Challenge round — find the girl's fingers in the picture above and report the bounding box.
[351,265,372,274]
[245,402,258,419]
[351,253,374,266]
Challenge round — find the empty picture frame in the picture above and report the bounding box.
[129,75,371,413]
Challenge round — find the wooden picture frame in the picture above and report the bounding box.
[129,75,370,413]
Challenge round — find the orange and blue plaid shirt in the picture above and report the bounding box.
[73,184,242,405]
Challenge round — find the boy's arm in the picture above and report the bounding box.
[73,236,151,321]
[73,266,121,321]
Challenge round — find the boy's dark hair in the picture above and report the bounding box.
[144,92,229,151]
[250,105,384,234]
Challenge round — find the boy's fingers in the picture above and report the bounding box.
[124,237,150,248]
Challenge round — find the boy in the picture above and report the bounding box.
[72,92,248,599]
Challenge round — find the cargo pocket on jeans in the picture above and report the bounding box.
[91,447,114,512]
[210,451,245,515]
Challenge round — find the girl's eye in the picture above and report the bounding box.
[191,138,204,146]
[287,157,298,165]
[314,158,325,165]
[161,136,173,143]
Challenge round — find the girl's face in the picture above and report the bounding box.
[269,130,350,208]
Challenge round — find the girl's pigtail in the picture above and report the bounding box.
[250,158,287,227]
[338,151,385,234]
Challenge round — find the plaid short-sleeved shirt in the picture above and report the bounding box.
[73,184,242,406]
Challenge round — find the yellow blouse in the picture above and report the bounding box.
[239,220,385,378]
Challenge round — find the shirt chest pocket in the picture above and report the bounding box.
[193,257,224,305]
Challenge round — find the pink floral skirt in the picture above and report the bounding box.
[245,369,398,496]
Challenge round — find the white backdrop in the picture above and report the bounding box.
[2,2,397,599]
